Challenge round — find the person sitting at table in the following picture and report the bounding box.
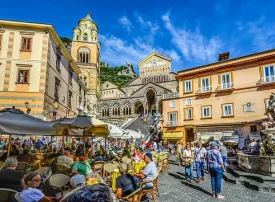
[122,147,131,158]
[70,174,86,188]
[72,152,104,183]
[0,158,25,191]
[116,163,140,199]
[93,150,106,162]
[17,148,40,169]
[75,145,84,156]
[134,153,157,189]
[20,171,61,202]
[48,148,61,159]
[57,149,75,168]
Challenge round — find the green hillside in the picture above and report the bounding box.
[100,63,137,88]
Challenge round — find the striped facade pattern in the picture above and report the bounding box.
[39,35,48,93]
[3,32,14,91]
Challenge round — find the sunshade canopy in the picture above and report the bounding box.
[53,116,109,137]
[0,108,56,136]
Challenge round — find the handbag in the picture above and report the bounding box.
[185,159,192,167]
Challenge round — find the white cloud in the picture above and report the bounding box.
[162,12,223,62]
[99,34,180,71]
[247,16,275,50]
[118,16,133,32]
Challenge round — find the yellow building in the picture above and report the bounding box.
[0,19,88,120]
[162,50,275,147]
[71,13,101,117]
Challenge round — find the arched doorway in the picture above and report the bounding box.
[146,89,156,115]
[134,101,144,115]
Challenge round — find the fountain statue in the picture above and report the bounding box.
[261,92,275,155]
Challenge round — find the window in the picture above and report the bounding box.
[0,35,2,49]
[69,68,73,86]
[79,85,82,95]
[78,47,90,63]
[202,106,212,118]
[21,37,32,51]
[56,53,61,70]
[112,104,120,116]
[102,106,109,117]
[83,33,88,42]
[221,73,231,89]
[17,70,29,83]
[168,113,177,126]
[185,108,193,120]
[54,77,61,100]
[264,65,275,83]
[250,126,257,133]
[201,77,211,92]
[186,98,192,106]
[79,97,82,106]
[222,104,233,117]
[123,103,131,116]
[170,100,175,108]
[68,91,72,108]
[185,80,192,92]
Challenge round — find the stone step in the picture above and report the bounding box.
[125,118,152,136]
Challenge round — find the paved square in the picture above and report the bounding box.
[156,156,275,202]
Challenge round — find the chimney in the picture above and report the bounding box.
[219,52,230,61]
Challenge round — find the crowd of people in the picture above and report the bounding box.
[0,135,164,202]
[172,140,227,199]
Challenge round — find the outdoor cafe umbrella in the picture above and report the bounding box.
[53,116,109,153]
[0,108,56,156]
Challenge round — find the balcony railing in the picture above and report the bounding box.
[258,76,275,85]
[166,121,178,127]
[196,86,212,94]
[216,83,235,91]
[163,92,179,99]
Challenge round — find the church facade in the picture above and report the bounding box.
[98,52,178,125]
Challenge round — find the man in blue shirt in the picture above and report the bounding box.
[207,142,225,199]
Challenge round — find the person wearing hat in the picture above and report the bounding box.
[207,142,225,199]
[134,153,157,188]
[72,152,104,183]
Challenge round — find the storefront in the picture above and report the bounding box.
[196,124,244,148]
[162,126,184,148]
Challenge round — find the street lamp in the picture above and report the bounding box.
[24,101,31,114]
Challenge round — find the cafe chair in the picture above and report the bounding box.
[103,162,117,186]
[16,162,32,174]
[93,161,104,177]
[49,174,70,197]
[14,192,23,202]
[55,163,71,175]
[0,188,17,202]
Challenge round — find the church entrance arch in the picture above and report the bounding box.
[146,88,156,115]
[134,101,144,115]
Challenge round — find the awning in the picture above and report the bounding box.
[163,132,183,139]
[249,135,262,141]
[220,135,239,143]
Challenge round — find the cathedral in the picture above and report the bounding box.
[98,52,178,125]
[71,13,178,125]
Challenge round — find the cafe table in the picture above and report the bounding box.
[132,161,146,174]
[111,168,135,192]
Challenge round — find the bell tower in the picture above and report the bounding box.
[71,13,101,116]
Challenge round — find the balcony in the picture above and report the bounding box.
[257,76,275,86]
[163,92,179,99]
[166,121,178,127]
[196,86,212,95]
[216,83,235,92]
[76,62,97,67]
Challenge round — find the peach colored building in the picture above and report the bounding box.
[0,20,88,120]
[162,50,275,148]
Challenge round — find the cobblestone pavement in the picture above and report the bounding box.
[156,156,275,202]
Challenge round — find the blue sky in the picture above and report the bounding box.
[1,0,275,73]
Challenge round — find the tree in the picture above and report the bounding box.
[60,37,72,52]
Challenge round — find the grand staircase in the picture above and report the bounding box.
[125,117,153,136]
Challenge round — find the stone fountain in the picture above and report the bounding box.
[237,93,275,176]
